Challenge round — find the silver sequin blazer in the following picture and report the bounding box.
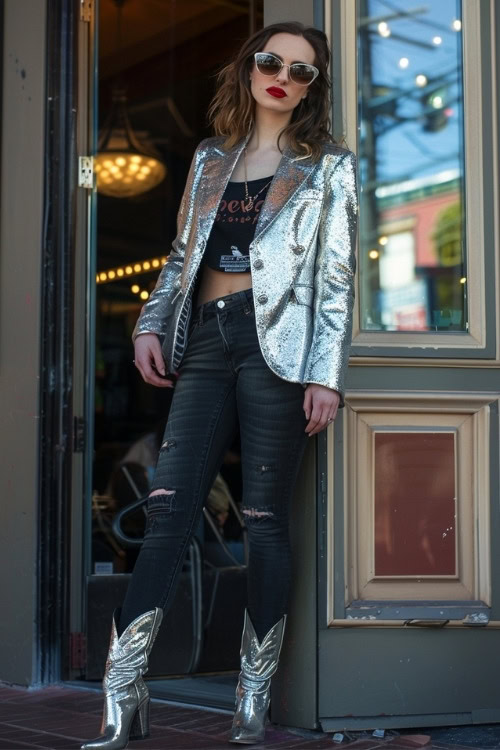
[132,134,358,408]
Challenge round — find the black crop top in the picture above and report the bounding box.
[203,175,273,273]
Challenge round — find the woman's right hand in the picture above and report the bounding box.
[133,333,176,388]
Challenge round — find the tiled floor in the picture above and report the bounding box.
[0,683,498,749]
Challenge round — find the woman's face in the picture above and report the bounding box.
[249,32,316,116]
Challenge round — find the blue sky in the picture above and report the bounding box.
[360,0,463,183]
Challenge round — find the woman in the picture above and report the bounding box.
[82,20,358,750]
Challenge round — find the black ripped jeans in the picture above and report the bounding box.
[119,288,309,642]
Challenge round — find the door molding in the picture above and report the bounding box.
[327,392,498,627]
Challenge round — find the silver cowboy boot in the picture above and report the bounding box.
[81,607,163,750]
[230,608,287,744]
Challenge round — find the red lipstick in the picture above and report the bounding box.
[266,87,287,98]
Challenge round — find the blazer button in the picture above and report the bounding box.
[292,245,305,255]
[257,294,268,304]
[253,259,264,269]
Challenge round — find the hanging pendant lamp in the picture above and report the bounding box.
[95,0,167,198]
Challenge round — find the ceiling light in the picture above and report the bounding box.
[95,0,166,198]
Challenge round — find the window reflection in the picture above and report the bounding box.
[357,0,466,331]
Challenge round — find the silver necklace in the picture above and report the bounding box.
[243,145,273,211]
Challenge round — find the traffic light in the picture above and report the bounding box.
[421,85,450,133]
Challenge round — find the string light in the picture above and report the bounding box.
[96,255,167,284]
[377,21,391,37]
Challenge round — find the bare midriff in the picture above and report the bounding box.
[196,264,252,306]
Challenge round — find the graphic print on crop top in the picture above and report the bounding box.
[203,175,273,273]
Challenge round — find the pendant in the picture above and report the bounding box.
[244,197,254,211]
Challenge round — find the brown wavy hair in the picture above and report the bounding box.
[207,21,344,162]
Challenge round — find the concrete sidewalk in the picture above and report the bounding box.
[0,684,494,749]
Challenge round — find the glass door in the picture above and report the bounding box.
[72,0,266,710]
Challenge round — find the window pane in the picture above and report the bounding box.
[357,0,466,332]
[374,432,456,576]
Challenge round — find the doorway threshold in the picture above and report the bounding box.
[65,671,239,712]
[147,672,238,710]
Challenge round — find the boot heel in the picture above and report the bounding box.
[129,700,150,741]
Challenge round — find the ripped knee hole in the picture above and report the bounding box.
[160,439,176,452]
[255,464,274,474]
[243,508,275,519]
[146,489,176,520]
[149,489,175,497]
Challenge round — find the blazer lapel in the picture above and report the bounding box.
[196,134,250,242]
[196,136,316,247]
[253,147,316,243]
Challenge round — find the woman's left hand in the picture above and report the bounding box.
[303,384,340,436]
